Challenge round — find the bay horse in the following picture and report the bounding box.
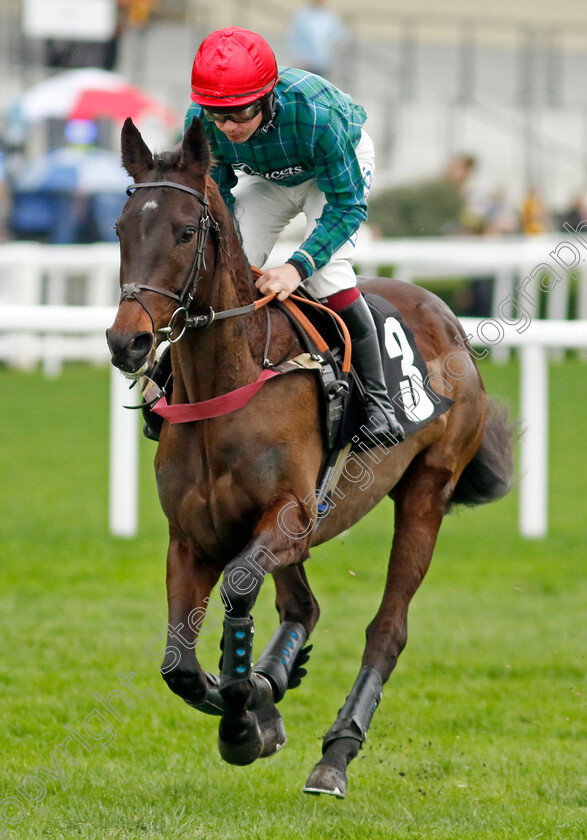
[106,117,514,798]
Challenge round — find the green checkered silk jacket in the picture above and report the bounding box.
[184,67,369,278]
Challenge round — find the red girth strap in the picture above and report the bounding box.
[151,360,307,423]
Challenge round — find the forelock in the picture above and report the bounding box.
[153,147,183,172]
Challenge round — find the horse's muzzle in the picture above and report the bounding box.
[106,328,154,375]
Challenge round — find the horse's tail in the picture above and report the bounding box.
[448,400,517,509]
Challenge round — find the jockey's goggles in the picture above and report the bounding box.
[202,100,263,124]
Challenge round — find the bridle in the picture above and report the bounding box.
[118,180,217,343]
[115,178,351,375]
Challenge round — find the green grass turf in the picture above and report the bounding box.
[0,359,585,839]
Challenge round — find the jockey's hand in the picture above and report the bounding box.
[255,264,301,302]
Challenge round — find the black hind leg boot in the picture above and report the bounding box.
[338,294,405,444]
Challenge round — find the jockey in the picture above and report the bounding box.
[186,26,404,443]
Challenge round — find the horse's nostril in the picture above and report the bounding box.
[130,332,154,357]
[106,329,127,357]
[107,329,153,371]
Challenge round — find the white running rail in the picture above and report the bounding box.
[2,234,586,370]
[1,305,587,539]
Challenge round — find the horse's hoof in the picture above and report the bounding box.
[218,715,263,766]
[255,707,287,758]
[303,764,347,798]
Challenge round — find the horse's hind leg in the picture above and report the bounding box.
[252,564,320,758]
[304,457,454,798]
[272,563,320,631]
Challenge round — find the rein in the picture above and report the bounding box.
[145,292,352,424]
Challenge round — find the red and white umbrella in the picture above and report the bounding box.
[9,68,177,127]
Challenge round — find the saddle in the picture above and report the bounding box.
[140,286,452,452]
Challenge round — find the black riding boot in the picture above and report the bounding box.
[338,295,405,443]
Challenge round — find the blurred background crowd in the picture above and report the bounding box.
[1,0,587,247]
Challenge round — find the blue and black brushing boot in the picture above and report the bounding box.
[338,294,405,444]
[217,617,310,766]
[253,621,310,701]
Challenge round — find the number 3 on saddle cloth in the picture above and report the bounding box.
[140,290,453,452]
[338,293,454,447]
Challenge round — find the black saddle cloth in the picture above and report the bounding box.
[285,289,453,448]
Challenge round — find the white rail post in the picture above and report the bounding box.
[109,368,140,537]
[519,344,548,538]
[491,268,515,364]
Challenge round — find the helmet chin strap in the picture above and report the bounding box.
[255,89,277,136]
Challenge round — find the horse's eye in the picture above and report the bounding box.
[180,227,196,243]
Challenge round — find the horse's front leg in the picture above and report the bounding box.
[241,563,320,759]
[159,534,222,708]
[217,498,312,765]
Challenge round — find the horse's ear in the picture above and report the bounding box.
[179,117,210,176]
[121,117,155,180]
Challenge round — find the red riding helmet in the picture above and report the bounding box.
[190,27,279,108]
